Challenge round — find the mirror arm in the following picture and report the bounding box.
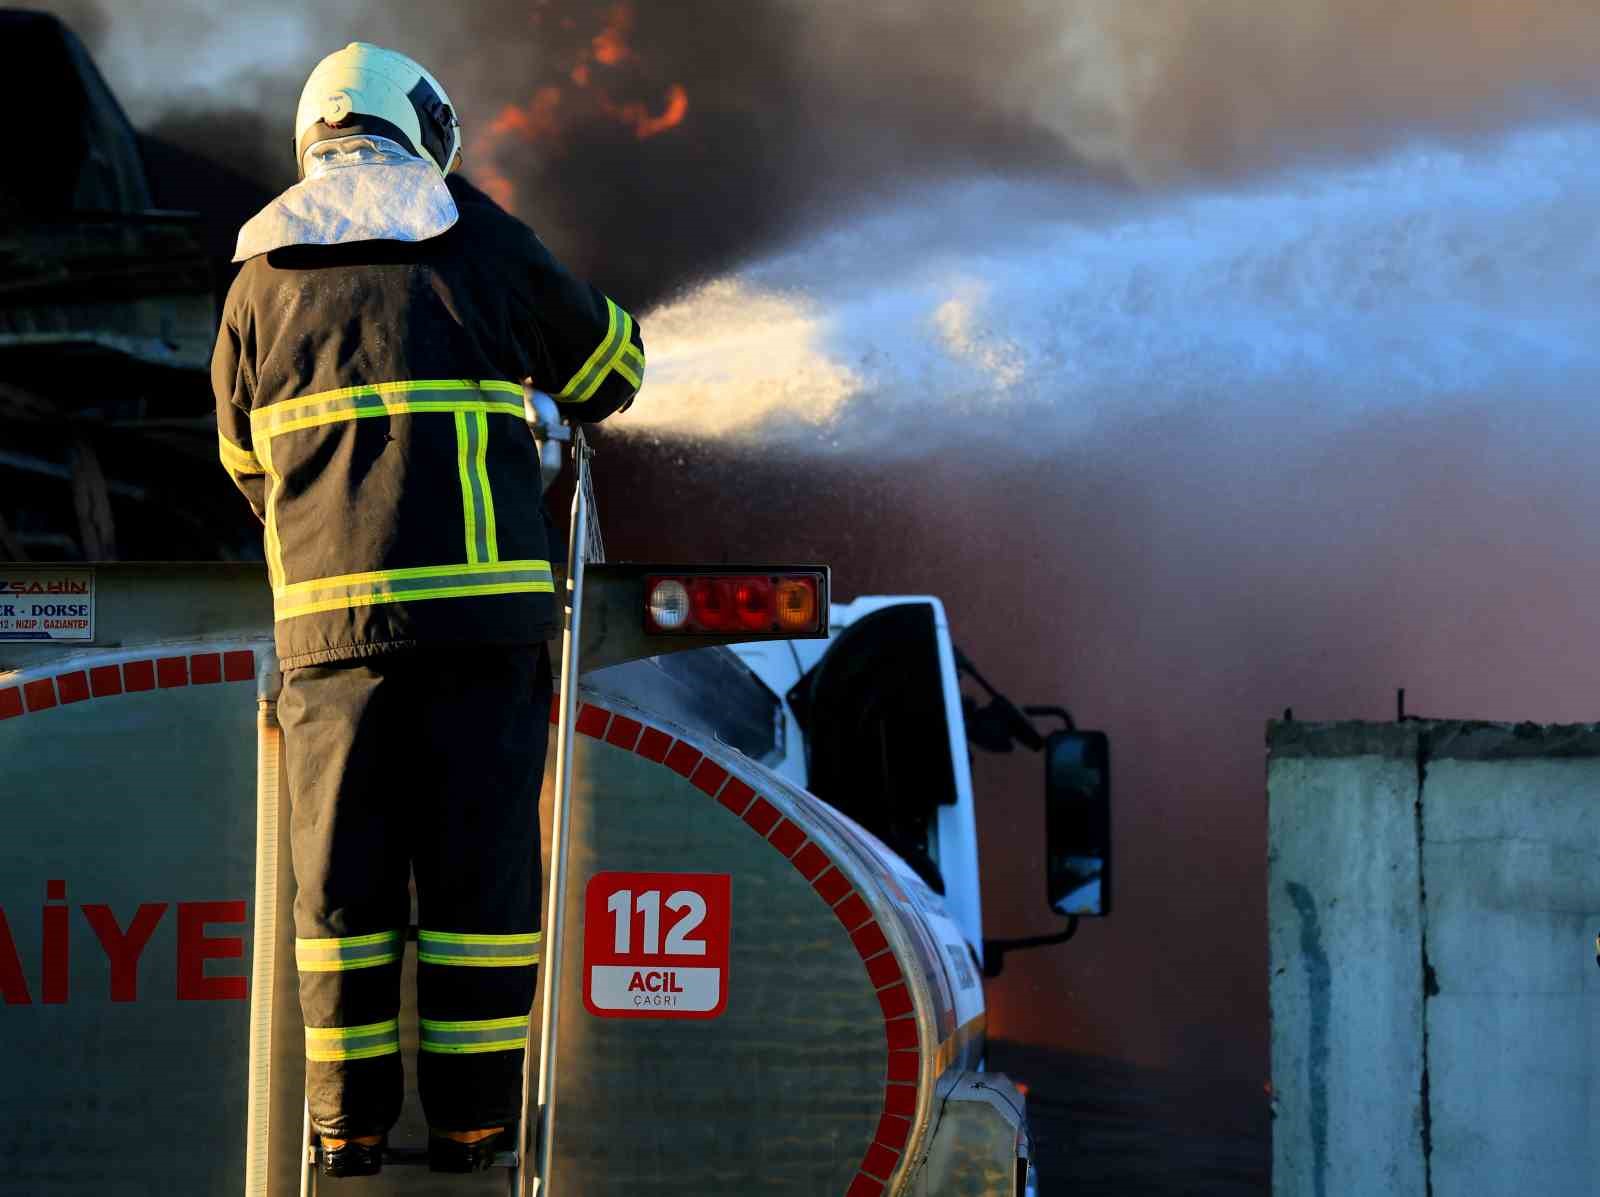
[955,647,999,698]
[1023,704,1075,732]
[957,649,1046,752]
[981,915,1080,980]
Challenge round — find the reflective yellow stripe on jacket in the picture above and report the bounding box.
[249,379,548,623]
[615,340,644,390]
[249,379,525,439]
[217,432,262,482]
[453,410,499,564]
[555,298,637,403]
[273,561,553,621]
[258,430,286,590]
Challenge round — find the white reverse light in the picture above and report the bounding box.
[647,579,691,630]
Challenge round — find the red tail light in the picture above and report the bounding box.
[733,579,772,630]
[688,578,733,630]
[645,570,827,636]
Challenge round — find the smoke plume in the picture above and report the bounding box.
[29,0,1600,305]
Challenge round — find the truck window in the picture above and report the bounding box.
[787,603,955,893]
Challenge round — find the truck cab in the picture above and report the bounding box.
[725,596,986,953]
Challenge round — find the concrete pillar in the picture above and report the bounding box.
[1269,723,1426,1197]
[1269,720,1600,1197]
[1421,726,1600,1197]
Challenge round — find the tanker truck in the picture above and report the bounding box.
[0,427,1110,1197]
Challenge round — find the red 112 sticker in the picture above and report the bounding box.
[582,871,732,1019]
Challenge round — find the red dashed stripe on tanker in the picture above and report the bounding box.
[0,649,257,720]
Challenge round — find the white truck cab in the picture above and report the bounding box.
[728,596,986,961]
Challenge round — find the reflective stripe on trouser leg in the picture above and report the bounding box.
[417,931,539,1125]
[294,943,405,1138]
[411,645,550,1132]
[279,661,415,1139]
[420,1015,530,1054]
[294,933,407,1128]
[417,947,539,1132]
[306,1018,401,1062]
[418,930,540,967]
[295,930,403,971]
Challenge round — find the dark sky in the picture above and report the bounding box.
[40,0,1082,305]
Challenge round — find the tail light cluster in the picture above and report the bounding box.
[645,571,825,636]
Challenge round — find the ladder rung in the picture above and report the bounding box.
[306,1146,517,1169]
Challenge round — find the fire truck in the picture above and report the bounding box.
[0,12,1111,1194]
[0,436,1110,1196]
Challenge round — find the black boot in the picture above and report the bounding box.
[428,1128,509,1173]
[318,1136,384,1178]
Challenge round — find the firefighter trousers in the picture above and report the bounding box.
[278,644,551,1139]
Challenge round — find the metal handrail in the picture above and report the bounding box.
[526,426,595,1196]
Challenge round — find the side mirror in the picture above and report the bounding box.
[1045,730,1111,917]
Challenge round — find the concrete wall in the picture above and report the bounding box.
[1268,721,1600,1197]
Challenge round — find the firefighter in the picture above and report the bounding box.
[212,43,643,1177]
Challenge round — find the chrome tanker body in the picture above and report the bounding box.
[0,551,1108,1196]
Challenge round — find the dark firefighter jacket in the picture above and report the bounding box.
[212,177,643,669]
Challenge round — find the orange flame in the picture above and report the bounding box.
[471,3,688,212]
[591,4,634,66]
[600,83,689,140]
[490,87,563,142]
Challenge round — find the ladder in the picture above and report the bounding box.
[295,426,598,1195]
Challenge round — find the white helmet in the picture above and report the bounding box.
[294,42,462,177]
